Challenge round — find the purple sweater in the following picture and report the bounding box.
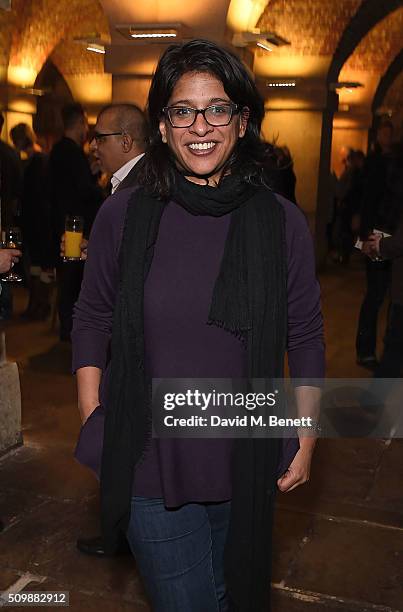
[72,188,325,506]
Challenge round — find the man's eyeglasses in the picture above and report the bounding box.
[162,103,240,128]
[92,132,123,143]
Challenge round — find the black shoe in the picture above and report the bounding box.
[356,356,379,371]
[0,519,4,532]
[76,535,131,557]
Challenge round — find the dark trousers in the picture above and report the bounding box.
[374,303,403,378]
[0,281,13,320]
[57,261,84,341]
[356,259,390,358]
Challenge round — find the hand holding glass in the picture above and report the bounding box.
[1,227,23,282]
[64,215,84,261]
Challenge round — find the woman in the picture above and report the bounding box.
[72,39,324,612]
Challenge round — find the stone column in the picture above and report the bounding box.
[0,330,22,455]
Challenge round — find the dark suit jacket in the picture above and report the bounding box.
[48,137,104,239]
[0,140,22,227]
[114,155,145,193]
[380,213,403,305]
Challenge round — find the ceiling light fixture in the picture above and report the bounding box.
[116,24,183,42]
[131,31,177,39]
[86,43,105,54]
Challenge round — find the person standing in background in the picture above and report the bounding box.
[10,123,53,320]
[0,112,22,320]
[60,103,149,264]
[91,103,148,194]
[356,122,395,369]
[0,244,22,534]
[48,103,103,341]
[362,142,403,377]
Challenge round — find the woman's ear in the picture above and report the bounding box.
[159,119,168,143]
[239,107,250,138]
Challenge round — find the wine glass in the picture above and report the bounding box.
[1,227,23,282]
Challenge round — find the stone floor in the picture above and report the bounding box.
[0,253,402,611]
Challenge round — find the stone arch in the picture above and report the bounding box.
[372,50,403,115]
[327,0,402,84]
[315,1,403,264]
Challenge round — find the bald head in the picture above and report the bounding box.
[92,104,149,174]
[98,104,148,145]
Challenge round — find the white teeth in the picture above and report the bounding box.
[188,142,215,150]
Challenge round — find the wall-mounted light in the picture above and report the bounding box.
[116,24,183,42]
[20,86,47,96]
[232,30,290,49]
[329,81,363,92]
[256,41,272,52]
[86,43,105,54]
[374,107,393,118]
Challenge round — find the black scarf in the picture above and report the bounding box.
[101,171,287,612]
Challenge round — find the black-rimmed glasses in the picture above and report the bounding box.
[92,131,123,142]
[162,103,240,128]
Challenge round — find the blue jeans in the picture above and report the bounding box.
[126,497,231,612]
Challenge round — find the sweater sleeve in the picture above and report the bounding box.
[71,191,129,372]
[277,196,325,379]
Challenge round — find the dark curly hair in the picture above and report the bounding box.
[137,39,273,198]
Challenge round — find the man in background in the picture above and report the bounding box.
[92,103,147,193]
[62,103,148,261]
[356,122,395,369]
[0,112,22,320]
[48,103,103,341]
[0,246,21,533]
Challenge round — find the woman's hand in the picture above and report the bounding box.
[277,442,315,493]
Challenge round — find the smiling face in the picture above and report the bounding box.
[159,71,248,184]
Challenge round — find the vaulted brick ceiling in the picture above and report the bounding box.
[341,7,403,74]
[338,6,403,111]
[3,0,109,85]
[258,0,362,57]
[0,0,402,115]
[256,0,403,114]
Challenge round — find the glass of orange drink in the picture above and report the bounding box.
[64,215,84,261]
